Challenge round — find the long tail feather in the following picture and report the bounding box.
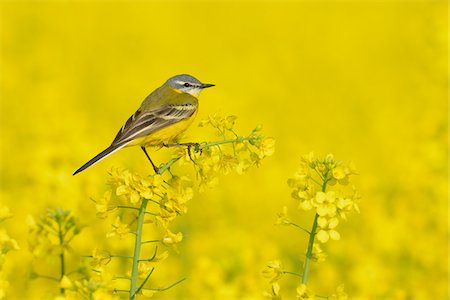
[73,144,126,175]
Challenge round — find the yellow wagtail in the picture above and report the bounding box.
[73,74,214,175]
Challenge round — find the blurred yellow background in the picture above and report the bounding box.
[1,1,447,299]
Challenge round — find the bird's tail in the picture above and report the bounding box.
[73,143,127,175]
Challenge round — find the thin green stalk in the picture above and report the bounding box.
[301,172,329,284]
[130,136,256,296]
[301,213,319,284]
[198,136,255,149]
[157,157,181,174]
[283,271,303,278]
[129,198,149,300]
[157,136,256,174]
[57,219,65,294]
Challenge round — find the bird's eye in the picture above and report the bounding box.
[183,82,191,87]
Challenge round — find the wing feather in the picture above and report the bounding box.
[111,104,197,146]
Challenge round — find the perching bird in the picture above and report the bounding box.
[73,74,214,175]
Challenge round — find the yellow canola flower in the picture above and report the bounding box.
[94,191,116,219]
[329,284,348,300]
[138,251,170,277]
[0,206,12,222]
[106,217,130,239]
[275,206,291,226]
[162,229,183,246]
[92,289,119,300]
[258,137,276,158]
[332,166,347,180]
[313,191,337,217]
[138,261,154,280]
[60,275,74,289]
[262,260,284,283]
[141,289,157,297]
[235,158,252,175]
[90,248,111,269]
[263,282,281,299]
[0,229,19,254]
[296,284,315,300]
[116,184,141,204]
[311,243,327,262]
[164,176,193,214]
[110,169,164,204]
[155,210,178,229]
[316,217,340,243]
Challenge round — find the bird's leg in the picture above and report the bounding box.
[141,146,159,174]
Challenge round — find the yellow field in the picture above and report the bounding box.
[0,1,447,299]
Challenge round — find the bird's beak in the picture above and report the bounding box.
[200,83,215,89]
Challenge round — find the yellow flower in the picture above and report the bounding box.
[302,152,317,169]
[235,158,252,175]
[275,206,291,226]
[313,191,337,217]
[0,206,12,222]
[263,282,281,299]
[111,170,165,205]
[116,184,141,204]
[94,191,116,219]
[93,288,118,300]
[262,260,284,283]
[258,137,276,158]
[90,248,111,269]
[138,261,154,279]
[164,176,193,215]
[0,229,19,254]
[153,250,169,262]
[332,166,346,180]
[106,217,130,239]
[298,199,314,211]
[141,289,157,297]
[224,115,238,130]
[329,284,348,300]
[296,284,315,300]
[60,275,74,289]
[311,243,327,262]
[316,217,340,243]
[162,229,183,246]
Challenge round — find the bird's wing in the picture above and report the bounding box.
[111,104,197,146]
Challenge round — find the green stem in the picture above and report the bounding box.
[157,136,256,174]
[198,136,254,149]
[57,219,65,294]
[301,172,329,285]
[283,271,303,277]
[157,157,181,174]
[128,136,257,296]
[129,198,149,300]
[301,213,319,284]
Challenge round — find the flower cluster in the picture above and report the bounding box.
[59,275,117,300]
[27,208,81,258]
[101,169,188,249]
[26,208,116,299]
[91,169,187,297]
[264,153,358,299]
[0,206,19,299]
[90,114,274,298]
[172,114,275,189]
[287,153,359,243]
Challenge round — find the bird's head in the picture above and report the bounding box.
[166,74,215,97]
